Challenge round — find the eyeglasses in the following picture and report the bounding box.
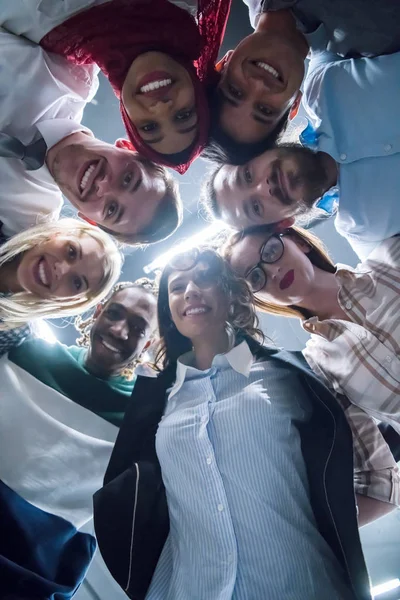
[169,247,222,289]
[245,234,285,293]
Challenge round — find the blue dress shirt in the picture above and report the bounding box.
[302,31,400,260]
[146,341,355,599]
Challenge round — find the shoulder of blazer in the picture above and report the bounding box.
[104,363,177,484]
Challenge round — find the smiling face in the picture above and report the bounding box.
[48,134,168,237]
[86,286,157,378]
[212,147,333,228]
[229,231,316,307]
[16,233,105,299]
[217,31,304,144]
[121,52,198,155]
[167,259,230,344]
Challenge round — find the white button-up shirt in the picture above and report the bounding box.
[0,25,97,237]
[147,341,355,600]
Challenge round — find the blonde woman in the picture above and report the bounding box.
[224,224,400,522]
[0,218,122,353]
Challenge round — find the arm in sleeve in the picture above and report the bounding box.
[338,399,400,508]
[0,323,31,356]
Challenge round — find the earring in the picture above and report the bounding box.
[225,321,236,351]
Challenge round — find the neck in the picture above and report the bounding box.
[256,10,309,58]
[84,352,128,380]
[296,267,347,321]
[0,257,23,294]
[192,330,230,371]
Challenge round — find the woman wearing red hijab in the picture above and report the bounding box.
[2,0,231,174]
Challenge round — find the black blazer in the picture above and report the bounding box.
[94,341,372,600]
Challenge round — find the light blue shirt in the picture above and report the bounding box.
[302,32,400,260]
[146,341,355,600]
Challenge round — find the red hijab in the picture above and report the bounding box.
[41,0,231,174]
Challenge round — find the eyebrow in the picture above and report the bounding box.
[220,90,240,107]
[220,90,275,125]
[144,121,198,146]
[178,123,198,135]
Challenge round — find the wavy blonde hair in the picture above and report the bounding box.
[0,218,122,330]
[223,225,336,320]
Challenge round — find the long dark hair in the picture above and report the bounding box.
[155,247,263,370]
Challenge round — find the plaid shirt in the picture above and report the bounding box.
[303,236,400,505]
[0,322,31,356]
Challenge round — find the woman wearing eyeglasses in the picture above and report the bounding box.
[95,247,376,600]
[224,226,400,502]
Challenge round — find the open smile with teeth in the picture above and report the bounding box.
[38,258,50,287]
[80,163,96,192]
[255,61,280,80]
[101,338,122,353]
[140,78,172,94]
[185,306,210,316]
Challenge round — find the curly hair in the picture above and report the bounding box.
[154,247,264,370]
[75,278,158,380]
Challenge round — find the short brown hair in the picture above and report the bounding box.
[99,162,182,246]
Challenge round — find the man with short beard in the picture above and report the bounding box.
[202,139,399,260]
[0,279,158,599]
[0,26,181,246]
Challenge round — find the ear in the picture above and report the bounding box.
[93,303,103,319]
[143,340,152,352]
[274,217,295,233]
[289,90,302,121]
[115,138,135,151]
[215,50,234,73]
[78,212,98,227]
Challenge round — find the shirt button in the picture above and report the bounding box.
[345,301,352,310]
[384,144,392,152]
[217,504,224,512]
[206,457,212,465]
[201,415,208,423]
[339,153,347,161]
[386,356,393,363]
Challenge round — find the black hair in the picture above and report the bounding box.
[201,89,290,165]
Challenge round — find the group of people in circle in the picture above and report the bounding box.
[0,1,399,599]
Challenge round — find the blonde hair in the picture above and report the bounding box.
[223,225,335,320]
[0,218,122,330]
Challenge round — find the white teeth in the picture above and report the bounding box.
[38,260,49,286]
[256,61,280,79]
[140,78,172,94]
[80,164,96,191]
[101,339,120,353]
[186,307,208,316]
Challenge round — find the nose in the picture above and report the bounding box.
[94,173,111,198]
[184,280,201,300]
[148,97,173,116]
[54,260,70,281]
[109,320,129,341]
[267,263,281,281]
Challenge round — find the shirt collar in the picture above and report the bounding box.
[169,340,254,399]
[36,118,93,151]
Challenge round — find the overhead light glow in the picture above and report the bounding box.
[143,222,228,274]
[371,578,400,597]
[34,319,57,344]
